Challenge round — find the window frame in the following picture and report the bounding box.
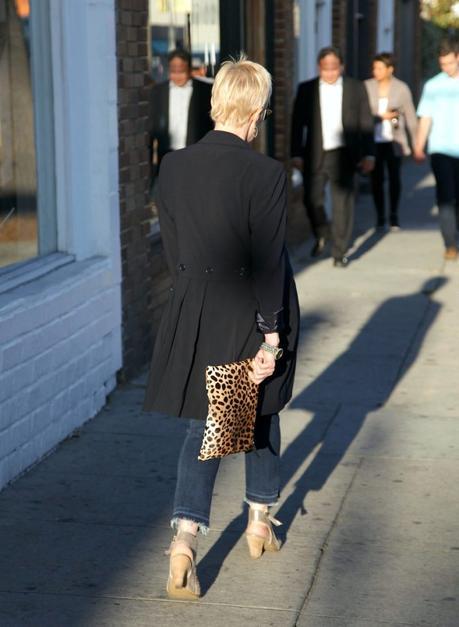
[0,0,122,290]
[30,0,57,257]
[0,0,57,273]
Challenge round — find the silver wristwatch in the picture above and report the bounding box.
[260,342,283,360]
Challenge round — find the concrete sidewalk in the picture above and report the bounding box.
[1,163,458,627]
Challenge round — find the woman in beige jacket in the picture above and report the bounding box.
[365,53,418,230]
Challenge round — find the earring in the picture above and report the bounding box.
[253,126,259,139]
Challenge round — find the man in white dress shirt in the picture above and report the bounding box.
[291,47,375,267]
[150,50,213,175]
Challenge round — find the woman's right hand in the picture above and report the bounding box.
[249,349,276,385]
[413,147,426,163]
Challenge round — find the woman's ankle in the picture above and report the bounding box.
[246,500,269,513]
[171,518,199,536]
[246,503,270,537]
[170,522,199,560]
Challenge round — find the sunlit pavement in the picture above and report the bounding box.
[0,163,458,626]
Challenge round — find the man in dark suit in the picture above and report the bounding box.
[291,46,375,267]
[149,49,213,174]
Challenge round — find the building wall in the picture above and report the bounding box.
[341,0,378,79]
[394,0,422,99]
[0,258,120,488]
[365,0,378,75]
[296,0,333,82]
[116,0,170,380]
[0,0,122,490]
[243,1,296,161]
[332,0,347,53]
[377,0,395,52]
[330,0,420,95]
[273,0,295,163]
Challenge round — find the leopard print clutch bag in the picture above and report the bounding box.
[198,359,259,461]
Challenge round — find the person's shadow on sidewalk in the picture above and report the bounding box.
[290,227,387,270]
[198,276,447,594]
[347,228,387,262]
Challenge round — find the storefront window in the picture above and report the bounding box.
[0,0,54,270]
[149,0,220,82]
[0,0,37,267]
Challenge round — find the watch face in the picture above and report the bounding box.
[261,343,283,360]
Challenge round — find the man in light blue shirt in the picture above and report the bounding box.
[415,39,459,260]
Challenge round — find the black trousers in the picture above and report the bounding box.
[303,148,355,259]
[371,142,402,226]
[431,153,459,248]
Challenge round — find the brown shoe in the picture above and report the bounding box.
[444,247,458,261]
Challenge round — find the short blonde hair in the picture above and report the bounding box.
[211,55,272,126]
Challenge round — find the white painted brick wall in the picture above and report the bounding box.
[0,0,122,491]
[0,258,122,490]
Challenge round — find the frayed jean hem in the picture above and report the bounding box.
[244,495,279,507]
[170,515,210,536]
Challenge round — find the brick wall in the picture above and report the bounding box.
[332,0,347,53]
[273,0,295,163]
[270,1,311,246]
[0,259,120,489]
[116,0,170,380]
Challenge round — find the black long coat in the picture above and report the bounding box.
[290,76,375,173]
[144,130,299,420]
[149,79,213,164]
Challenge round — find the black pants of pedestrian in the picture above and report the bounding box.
[430,153,459,249]
[371,142,402,227]
[303,148,355,259]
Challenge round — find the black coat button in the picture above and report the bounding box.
[205,266,214,274]
[178,264,186,271]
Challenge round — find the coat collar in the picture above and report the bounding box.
[199,130,251,149]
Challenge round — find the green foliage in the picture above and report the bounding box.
[421,1,459,81]
[423,0,459,29]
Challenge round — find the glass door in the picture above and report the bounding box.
[149,0,220,83]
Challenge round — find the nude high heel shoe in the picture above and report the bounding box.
[245,507,282,559]
[166,530,201,600]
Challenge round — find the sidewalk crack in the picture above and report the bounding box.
[293,455,364,626]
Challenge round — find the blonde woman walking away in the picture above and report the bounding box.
[144,57,299,599]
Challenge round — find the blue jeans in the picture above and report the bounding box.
[431,153,459,248]
[172,414,281,533]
